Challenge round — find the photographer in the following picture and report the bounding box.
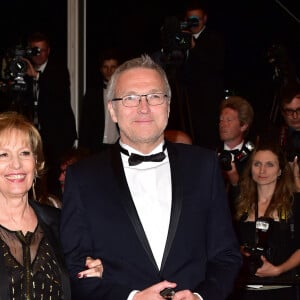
[23,31,77,199]
[259,83,300,187]
[217,96,255,210]
[180,0,225,149]
[230,142,300,300]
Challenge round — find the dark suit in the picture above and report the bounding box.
[78,83,105,153]
[0,200,71,300]
[182,27,225,149]
[36,60,77,158]
[24,57,77,197]
[60,142,242,300]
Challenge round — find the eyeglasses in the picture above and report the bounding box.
[112,93,169,107]
[283,108,300,117]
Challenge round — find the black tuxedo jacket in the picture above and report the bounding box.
[60,142,242,300]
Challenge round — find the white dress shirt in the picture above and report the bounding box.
[120,141,171,268]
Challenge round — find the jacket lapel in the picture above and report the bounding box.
[111,144,158,271]
[110,142,183,272]
[160,142,183,270]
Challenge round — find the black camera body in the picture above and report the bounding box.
[160,287,175,299]
[244,217,272,274]
[218,141,255,171]
[161,16,192,63]
[7,46,40,92]
[218,150,233,171]
[244,244,264,275]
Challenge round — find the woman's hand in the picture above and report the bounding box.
[226,162,240,186]
[77,257,103,278]
[255,255,281,277]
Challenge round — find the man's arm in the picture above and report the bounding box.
[195,153,242,299]
[60,166,131,300]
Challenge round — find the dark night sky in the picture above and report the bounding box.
[1,0,299,97]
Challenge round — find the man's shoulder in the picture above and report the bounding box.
[201,27,224,42]
[167,142,217,159]
[70,145,117,169]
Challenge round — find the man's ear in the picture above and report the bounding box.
[108,101,118,123]
[241,123,248,133]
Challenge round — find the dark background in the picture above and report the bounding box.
[1,0,299,110]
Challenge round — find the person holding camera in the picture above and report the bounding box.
[23,31,77,199]
[181,0,225,149]
[230,141,300,300]
[217,96,255,210]
[259,83,300,187]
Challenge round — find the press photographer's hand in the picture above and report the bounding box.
[255,255,280,277]
[290,156,300,192]
[23,57,39,78]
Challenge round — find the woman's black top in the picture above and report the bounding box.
[0,200,71,300]
[236,193,300,286]
[0,224,63,299]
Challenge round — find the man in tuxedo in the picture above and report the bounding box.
[60,54,242,300]
[217,96,255,211]
[78,48,121,153]
[181,0,225,149]
[24,31,77,198]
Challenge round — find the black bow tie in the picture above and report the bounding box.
[229,149,240,155]
[120,144,167,166]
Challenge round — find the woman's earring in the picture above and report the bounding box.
[32,177,37,200]
[32,169,38,200]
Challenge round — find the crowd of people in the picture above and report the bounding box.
[0,0,300,299]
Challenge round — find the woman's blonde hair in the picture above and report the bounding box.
[0,111,45,176]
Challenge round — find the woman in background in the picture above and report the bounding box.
[231,142,300,299]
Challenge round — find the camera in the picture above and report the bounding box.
[160,16,193,63]
[160,287,175,299]
[6,46,40,91]
[244,217,272,274]
[218,141,255,171]
[218,150,233,171]
[180,16,200,30]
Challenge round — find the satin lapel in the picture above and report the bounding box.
[160,142,183,271]
[111,143,159,271]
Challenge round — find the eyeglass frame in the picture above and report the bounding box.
[111,92,169,107]
[282,107,300,117]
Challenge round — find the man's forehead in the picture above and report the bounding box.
[284,96,300,107]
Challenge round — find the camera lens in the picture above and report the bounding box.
[218,150,232,171]
[9,58,28,77]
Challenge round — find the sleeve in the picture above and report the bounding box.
[60,166,132,300]
[195,153,243,299]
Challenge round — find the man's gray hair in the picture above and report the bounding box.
[105,54,171,102]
